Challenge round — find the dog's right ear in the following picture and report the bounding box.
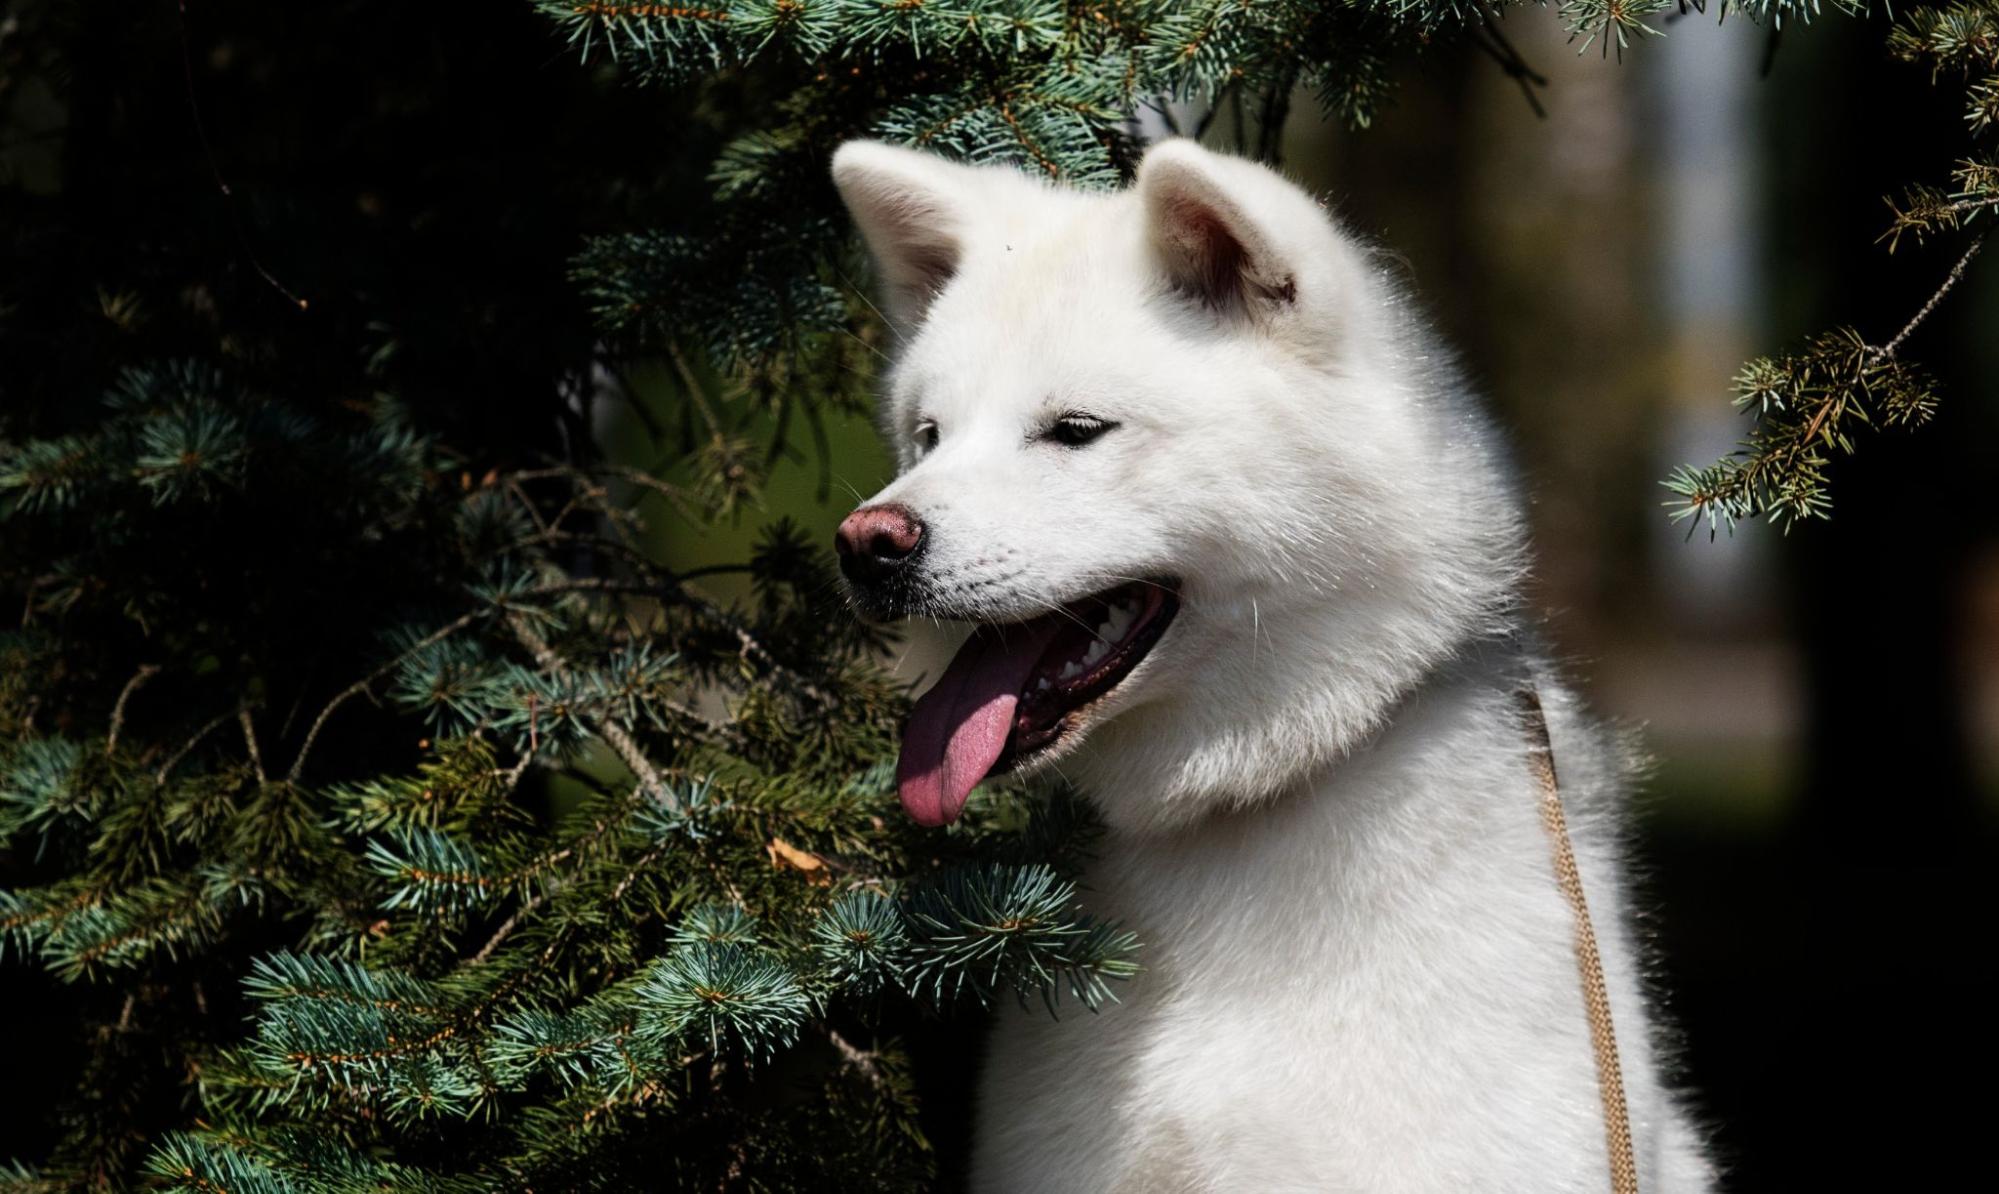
[1135,140,1367,330]
[832,141,975,332]
[1137,140,1316,323]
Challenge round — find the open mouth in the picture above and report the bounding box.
[895,579,1180,827]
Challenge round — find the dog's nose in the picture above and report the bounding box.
[835,504,925,584]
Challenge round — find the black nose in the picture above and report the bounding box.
[835,503,926,585]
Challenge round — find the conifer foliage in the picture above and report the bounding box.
[0,356,1137,1188]
[1665,3,1999,529]
[0,0,1988,1189]
[1,3,1133,1187]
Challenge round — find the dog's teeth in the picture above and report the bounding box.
[1082,640,1108,666]
[1099,604,1136,642]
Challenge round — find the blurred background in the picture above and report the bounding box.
[5,5,1995,1187]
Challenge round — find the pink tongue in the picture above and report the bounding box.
[897,623,1063,827]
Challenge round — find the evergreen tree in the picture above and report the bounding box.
[0,1,1990,1189]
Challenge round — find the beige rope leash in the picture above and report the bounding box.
[1516,688,1638,1194]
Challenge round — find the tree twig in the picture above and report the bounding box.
[287,609,485,783]
[504,612,683,809]
[174,0,307,311]
[156,709,233,786]
[825,1026,885,1090]
[1874,232,1987,362]
[525,567,837,710]
[471,891,546,965]
[107,664,160,756]
[665,341,728,445]
[610,838,675,903]
[507,463,704,524]
[239,707,267,785]
[1476,4,1549,120]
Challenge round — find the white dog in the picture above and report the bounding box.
[830,138,1713,1192]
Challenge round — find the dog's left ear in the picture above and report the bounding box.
[1137,140,1308,319]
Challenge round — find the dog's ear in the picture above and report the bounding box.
[1137,140,1304,318]
[832,141,978,331]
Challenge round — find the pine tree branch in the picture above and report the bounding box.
[60,883,219,975]
[609,838,676,903]
[824,1026,884,1090]
[507,528,677,577]
[286,609,486,784]
[506,463,704,523]
[527,575,838,710]
[504,612,683,809]
[238,708,267,785]
[0,886,96,939]
[107,664,160,756]
[471,891,547,965]
[155,710,233,786]
[665,341,727,445]
[1778,233,1989,493]
[1875,231,1987,361]
[505,477,556,539]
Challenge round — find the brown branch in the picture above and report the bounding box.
[65,886,215,970]
[666,341,727,443]
[471,891,546,965]
[465,791,646,949]
[504,613,682,809]
[238,707,267,785]
[106,664,160,756]
[507,528,678,578]
[505,463,704,523]
[155,709,233,786]
[506,476,555,538]
[825,1026,885,1090]
[1874,231,1988,362]
[610,838,676,903]
[264,984,452,1019]
[0,886,96,935]
[525,575,837,710]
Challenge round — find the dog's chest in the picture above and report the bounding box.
[1113,787,1597,1177]
[976,696,1620,1190]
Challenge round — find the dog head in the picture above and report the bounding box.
[833,139,1522,835]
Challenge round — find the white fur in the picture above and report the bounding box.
[832,138,1714,1191]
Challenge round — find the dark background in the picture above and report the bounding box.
[3,4,1994,1188]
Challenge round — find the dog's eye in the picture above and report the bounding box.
[913,420,940,452]
[1046,414,1118,449]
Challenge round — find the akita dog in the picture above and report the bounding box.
[830,138,1712,1192]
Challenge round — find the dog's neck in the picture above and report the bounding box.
[1077,611,1533,839]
